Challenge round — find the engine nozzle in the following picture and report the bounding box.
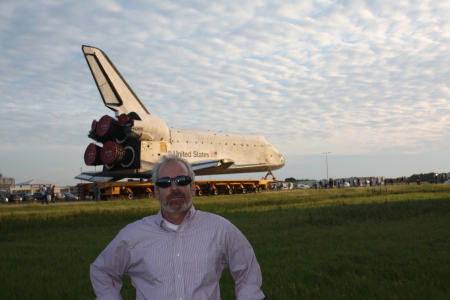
[118,113,132,126]
[100,141,135,167]
[90,115,126,142]
[84,143,102,166]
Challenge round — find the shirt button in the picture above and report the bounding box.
[177,253,180,257]
[178,274,181,278]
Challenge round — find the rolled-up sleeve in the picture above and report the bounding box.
[90,231,131,300]
[225,223,265,300]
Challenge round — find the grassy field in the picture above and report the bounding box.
[1,184,449,299]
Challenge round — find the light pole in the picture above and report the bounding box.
[322,152,331,180]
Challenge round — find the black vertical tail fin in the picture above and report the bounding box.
[82,45,149,116]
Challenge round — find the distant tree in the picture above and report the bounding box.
[384,172,441,184]
[408,172,437,183]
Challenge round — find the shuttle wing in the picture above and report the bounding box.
[75,159,237,182]
[82,45,149,116]
[76,157,281,181]
[192,159,279,175]
[191,159,235,173]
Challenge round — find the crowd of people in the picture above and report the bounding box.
[39,184,56,204]
[313,177,386,189]
[294,173,450,189]
[433,173,449,184]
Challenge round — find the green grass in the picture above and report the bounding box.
[1,184,449,299]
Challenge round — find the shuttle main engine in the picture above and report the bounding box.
[83,111,169,177]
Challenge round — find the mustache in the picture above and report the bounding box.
[167,190,187,201]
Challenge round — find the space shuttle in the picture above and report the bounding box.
[75,45,285,182]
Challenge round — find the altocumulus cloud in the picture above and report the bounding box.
[0,0,449,185]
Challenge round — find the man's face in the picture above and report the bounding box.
[154,161,196,214]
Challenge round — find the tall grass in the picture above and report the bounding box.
[1,184,449,299]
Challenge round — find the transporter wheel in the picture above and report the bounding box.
[126,193,134,200]
[197,190,203,196]
[213,189,219,196]
[145,192,153,199]
[257,187,262,193]
[241,188,246,194]
[227,189,233,195]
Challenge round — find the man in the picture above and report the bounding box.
[90,155,264,300]
[51,185,56,202]
[40,185,47,205]
[205,181,211,196]
[93,184,100,201]
[47,185,53,203]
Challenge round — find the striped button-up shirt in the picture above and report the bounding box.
[90,206,264,300]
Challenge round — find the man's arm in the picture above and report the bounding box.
[224,222,265,300]
[90,231,131,300]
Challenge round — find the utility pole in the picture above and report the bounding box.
[322,152,331,180]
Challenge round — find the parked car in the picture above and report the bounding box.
[20,194,37,202]
[64,193,79,200]
[55,193,66,200]
[33,192,44,199]
[8,194,23,203]
[444,179,450,184]
[0,194,8,203]
[294,184,310,189]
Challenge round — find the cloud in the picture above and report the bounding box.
[1,0,449,184]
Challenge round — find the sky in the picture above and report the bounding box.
[1,0,449,186]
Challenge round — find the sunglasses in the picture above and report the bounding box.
[155,176,192,188]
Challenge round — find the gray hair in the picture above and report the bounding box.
[151,154,195,182]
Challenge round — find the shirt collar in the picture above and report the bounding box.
[156,205,197,230]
